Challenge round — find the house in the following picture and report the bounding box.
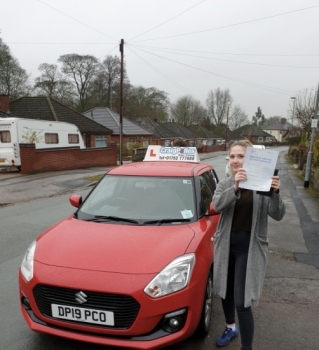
[187,124,222,149]
[133,118,181,146]
[3,95,113,147]
[162,121,197,146]
[231,124,274,145]
[0,95,117,173]
[83,108,153,148]
[263,118,293,143]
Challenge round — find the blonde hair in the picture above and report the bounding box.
[227,140,253,177]
[229,139,253,152]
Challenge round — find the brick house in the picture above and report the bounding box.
[231,124,274,145]
[133,118,181,146]
[162,121,197,146]
[83,108,153,148]
[2,95,113,147]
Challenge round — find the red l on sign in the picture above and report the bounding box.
[150,149,156,157]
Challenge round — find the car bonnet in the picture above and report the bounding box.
[34,217,195,274]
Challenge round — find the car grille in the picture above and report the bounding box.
[33,284,140,329]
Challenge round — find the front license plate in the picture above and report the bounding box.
[51,304,114,326]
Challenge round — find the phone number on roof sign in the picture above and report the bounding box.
[159,155,195,161]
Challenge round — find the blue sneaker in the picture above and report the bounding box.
[216,326,238,347]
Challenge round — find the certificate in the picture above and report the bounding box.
[239,147,279,191]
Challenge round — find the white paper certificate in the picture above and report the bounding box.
[239,147,279,191]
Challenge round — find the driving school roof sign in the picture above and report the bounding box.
[143,146,200,162]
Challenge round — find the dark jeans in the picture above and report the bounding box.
[221,229,254,349]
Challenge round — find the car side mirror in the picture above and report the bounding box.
[69,195,82,208]
[208,202,220,216]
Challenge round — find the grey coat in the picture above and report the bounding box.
[212,177,286,307]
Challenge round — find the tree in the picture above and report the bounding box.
[58,54,99,112]
[228,105,249,130]
[263,116,280,127]
[293,88,316,137]
[206,88,233,125]
[170,95,206,126]
[34,63,76,105]
[124,86,170,121]
[89,55,125,108]
[0,37,31,99]
[252,107,266,127]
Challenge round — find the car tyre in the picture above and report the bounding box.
[193,270,213,338]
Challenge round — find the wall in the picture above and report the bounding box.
[19,143,117,174]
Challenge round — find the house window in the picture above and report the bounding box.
[95,136,107,148]
[126,138,135,148]
[266,137,272,142]
[68,134,79,144]
[142,139,149,148]
[45,133,59,144]
[258,137,263,142]
[0,131,11,143]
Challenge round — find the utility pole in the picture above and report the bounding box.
[119,39,124,165]
[304,83,319,188]
[291,96,296,127]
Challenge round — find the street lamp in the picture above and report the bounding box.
[291,97,296,127]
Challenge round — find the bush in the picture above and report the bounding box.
[173,140,187,147]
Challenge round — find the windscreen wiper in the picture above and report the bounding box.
[143,218,191,226]
[85,215,139,224]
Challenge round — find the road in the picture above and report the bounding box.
[1,147,319,350]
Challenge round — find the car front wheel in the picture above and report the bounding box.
[194,270,213,338]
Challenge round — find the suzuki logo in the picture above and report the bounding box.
[75,291,88,304]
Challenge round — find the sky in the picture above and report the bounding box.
[1,0,319,121]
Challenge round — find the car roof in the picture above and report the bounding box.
[107,161,213,177]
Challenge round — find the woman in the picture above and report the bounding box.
[212,140,286,350]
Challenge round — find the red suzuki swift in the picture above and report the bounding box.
[19,146,220,349]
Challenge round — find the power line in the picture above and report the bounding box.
[36,0,118,42]
[127,44,319,57]
[129,43,319,69]
[130,5,319,42]
[5,42,117,45]
[130,46,294,95]
[128,0,206,41]
[126,44,199,97]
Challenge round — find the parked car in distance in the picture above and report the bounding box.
[19,146,221,350]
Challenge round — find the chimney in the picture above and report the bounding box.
[280,118,286,124]
[0,95,10,113]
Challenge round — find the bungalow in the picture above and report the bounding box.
[231,124,275,145]
[83,108,153,148]
[133,118,181,146]
[2,95,113,147]
[162,121,197,146]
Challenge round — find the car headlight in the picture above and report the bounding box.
[144,253,195,298]
[21,241,36,282]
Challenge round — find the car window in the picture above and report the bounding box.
[199,172,214,215]
[79,175,196,222]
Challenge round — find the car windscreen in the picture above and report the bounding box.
[77,175,196,224]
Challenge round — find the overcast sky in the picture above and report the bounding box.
[2,0,319,121]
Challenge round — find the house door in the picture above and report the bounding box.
[85,134,91,147]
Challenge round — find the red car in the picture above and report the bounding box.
[19,146,220,349]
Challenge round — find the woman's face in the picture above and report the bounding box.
[229,145,246,175]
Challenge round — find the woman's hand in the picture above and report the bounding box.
[271,175,281,193]
[234,168,247,192]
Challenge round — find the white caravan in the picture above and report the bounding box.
[0,117,85,169]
